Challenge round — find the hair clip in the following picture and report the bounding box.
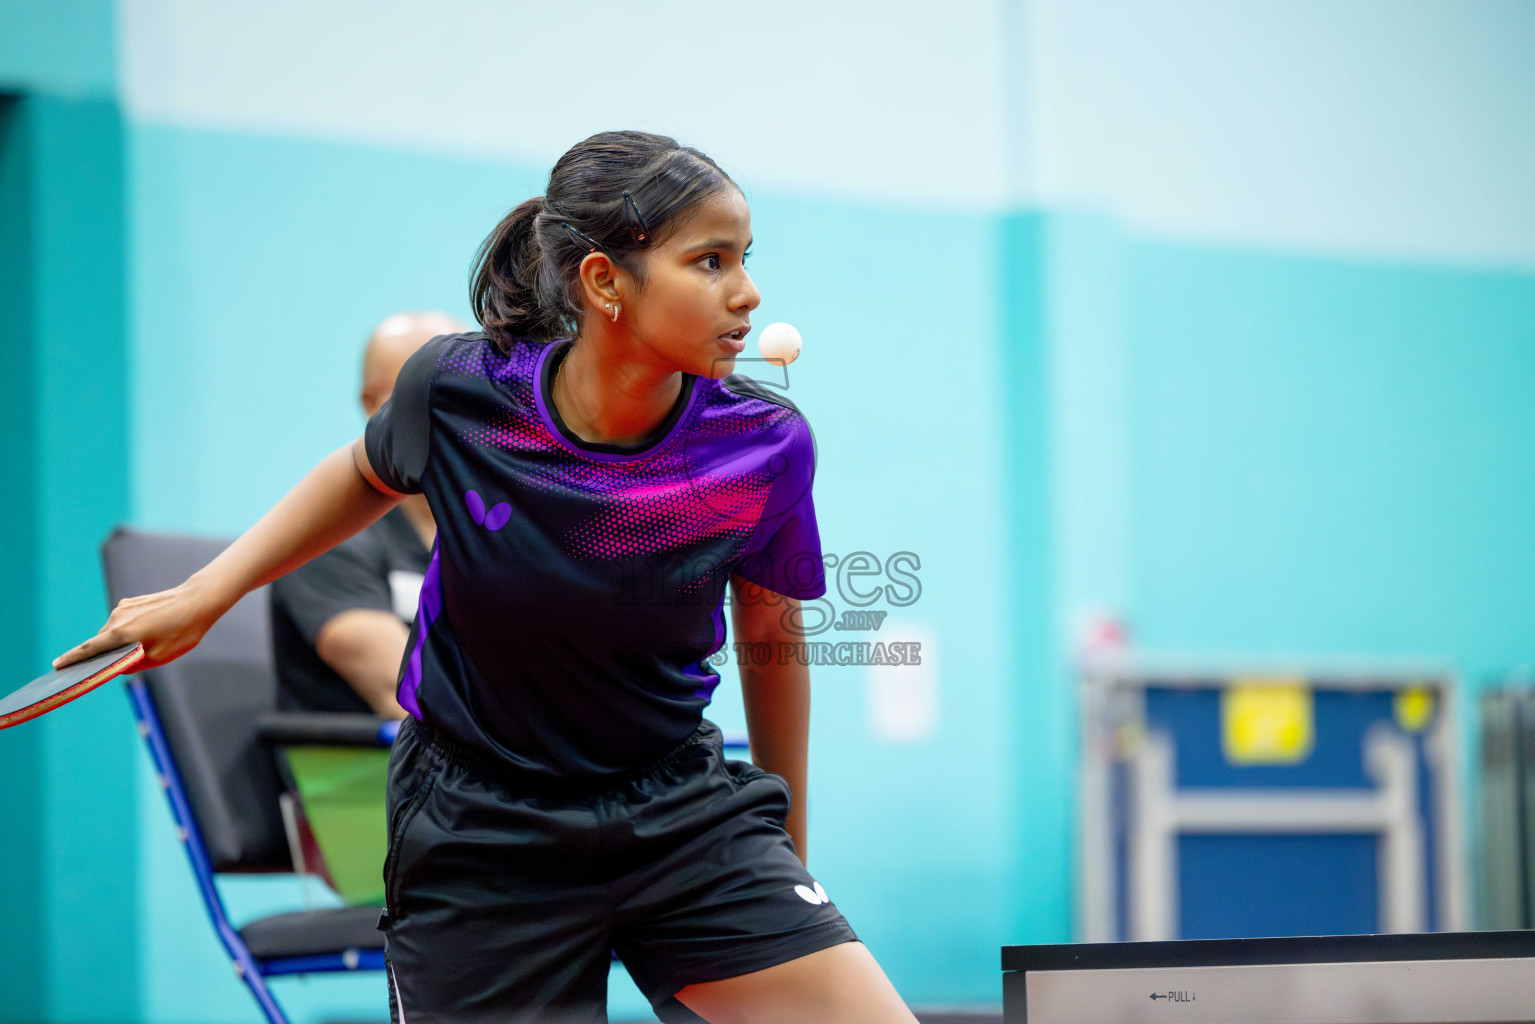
[622,190,652,247]
[560,221,604,255]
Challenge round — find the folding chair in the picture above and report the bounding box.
[102,527,386,1024]
[257,711,401,908]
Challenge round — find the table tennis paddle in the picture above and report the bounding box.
[0,642,146,731]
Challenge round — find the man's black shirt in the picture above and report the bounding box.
[270,506,431,713]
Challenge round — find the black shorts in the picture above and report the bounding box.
[379,716,857,1023]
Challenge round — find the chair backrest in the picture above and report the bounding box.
[101,526,291,872]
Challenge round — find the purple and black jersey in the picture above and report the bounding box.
[364,333,824,779]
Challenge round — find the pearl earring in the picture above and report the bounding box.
[609,303,620,323]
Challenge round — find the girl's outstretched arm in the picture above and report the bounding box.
[729,574,811,865]
[55,439,401,671]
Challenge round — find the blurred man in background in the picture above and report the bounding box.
[270,311,463,718]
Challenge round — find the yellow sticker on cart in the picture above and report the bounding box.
[1394,686,1435,732]
[1222,680,1314,765]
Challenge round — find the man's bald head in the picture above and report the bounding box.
[362,311,466,415]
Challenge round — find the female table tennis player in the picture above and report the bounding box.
[56,131,918,1024]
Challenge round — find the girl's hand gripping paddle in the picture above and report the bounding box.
[0,643,146,730]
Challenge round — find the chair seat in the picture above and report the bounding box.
[240,905,386,960]
[257,711,395,748]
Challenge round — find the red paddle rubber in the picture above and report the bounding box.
[0,643,146,730]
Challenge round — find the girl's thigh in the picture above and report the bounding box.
[673,941,918,1024]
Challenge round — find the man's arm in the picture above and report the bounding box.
[314,610,411,719]
[729,574,811,865]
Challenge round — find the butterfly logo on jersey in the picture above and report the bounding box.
[465,490,511,531]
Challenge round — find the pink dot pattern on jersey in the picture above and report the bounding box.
[443,340,792,586]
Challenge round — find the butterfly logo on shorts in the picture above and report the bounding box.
[464,490,511,531]
[794,882,831,905]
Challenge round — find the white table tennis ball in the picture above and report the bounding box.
[758,322,802,366]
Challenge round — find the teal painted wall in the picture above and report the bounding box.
[2,6,135,1020]
[997,213,1073,946]
[746,194,1015,999]
[0,92,135,1023]
[129,125,538,532]
[0,0,115,97]
[1124,241,1535,680]
[34,93,136,1024]
[0,92,46,1024]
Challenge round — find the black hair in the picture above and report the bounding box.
[470,130,738,350]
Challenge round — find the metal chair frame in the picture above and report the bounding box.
[127,678,385,1024]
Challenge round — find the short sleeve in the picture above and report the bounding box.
[270,540,392,646]
[734,415,826,599]
[363,335,446,494]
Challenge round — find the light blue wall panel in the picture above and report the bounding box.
[129,123,541,533]
[997,213,1072,946]
[1125,242,1535,680]
[743,194,1017,1000]
[0,0,115,97]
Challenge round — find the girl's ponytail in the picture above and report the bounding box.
[470,196,563,350]
[470,132,737,351]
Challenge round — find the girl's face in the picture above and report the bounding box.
[624,188,761,379]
